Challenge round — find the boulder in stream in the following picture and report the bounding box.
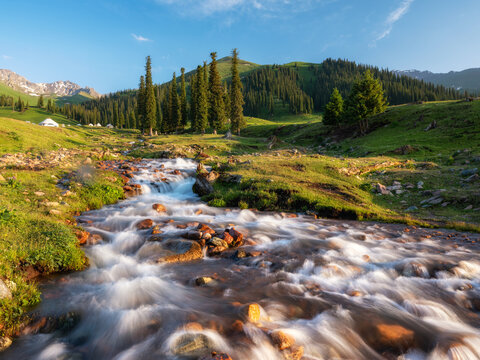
[152,203,167,213]
[171,332,214,357]
[136,219,153,230]
[160,241,203,263]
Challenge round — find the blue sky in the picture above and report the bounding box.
[1,0,479,94]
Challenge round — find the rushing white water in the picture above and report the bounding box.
[3,158,480,360]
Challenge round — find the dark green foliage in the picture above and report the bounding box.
[144,56,157,135]
[194,65,208,132]
[344,70,388,134]
[208,52,226,132]
[323,88,343,126]
[230,49,245,134]
[137,76,146,130]
[167,73,180,132]
[180,68,188,129]
[37,95,44,108]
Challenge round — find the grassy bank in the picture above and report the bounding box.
[0,115,138,337]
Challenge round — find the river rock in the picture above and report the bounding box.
[161,241,203,263]
[271,330,295,350]
[227,228,244,247]
[0,337,12,351]
[200,352,233,360]
[152,203,167,213]
[193,176,214,196]
[152,225,163,234]
[172,333,214,357]
[367,323,415,352]
[282,345,304,360]
[210,237,228,248]
[195,276,214,286]
[222,232,234,245]
[75,230,90,245]
[136,219,153,230]
[184,230,203,240]
[242,303,261,323]
[375,183,391,195]
[198,224,216,235]
[0,279,12,300]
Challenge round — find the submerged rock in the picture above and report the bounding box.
[271,330,296,350]
[152,203,167,213]
[136,219,153,230]
[160,241,203,263]
[171,333,214,357]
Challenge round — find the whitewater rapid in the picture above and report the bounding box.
[3,158,480,360]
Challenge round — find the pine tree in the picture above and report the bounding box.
[208,52,226,133]
[144,56,157,136]
[323,88,343,126]
[190,66,198,129]
[167,72,180,132]
[137,75,146,131]
[37,95,44,108]
[229,48,245,134]
[129,110,136,129]
[180,67,188,129]
[344,70,388,134]
[195,65,208,133]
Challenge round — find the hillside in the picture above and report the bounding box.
[396,68,480,93]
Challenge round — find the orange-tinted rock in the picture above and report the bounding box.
[222,232,234,245]
[176,224,187,229]
[136,219,153,230]
[160,241,203,263]
[75,230,90,245]
[228,228,244,247]
[184,322,203,331]
[271,330,295,350]
[231,320,244,333]
[370,324,415,352]
[243,303,261,323]
[198,224,215,235]
[152,203,167,213]
[282,345,304,360]
[152,225,163,235]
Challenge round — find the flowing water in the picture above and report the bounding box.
[3,158,480,360]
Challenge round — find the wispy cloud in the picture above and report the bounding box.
[1,55,12,60]
[132,33,152,42]
[154,0,331,17]
[374,0,414,43]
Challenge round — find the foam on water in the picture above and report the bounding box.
[3,158,480,360]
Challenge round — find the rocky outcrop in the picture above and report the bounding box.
[193,164,219,197]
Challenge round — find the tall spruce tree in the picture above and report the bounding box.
[137,75,146,132]
[323,88,343,126]
[195,65,208,133]
[190,66,199,129]
[208,52,226,132]
[168,73,180,132]
[37,95,44,108]
[345,70,388,134]
[129,110,136,129]
[180,68,188,129]
[144,56,157,136]
[229,48,245,134]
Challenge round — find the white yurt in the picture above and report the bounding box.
[88,123,94,127]
[106,124,114,129]
[96,123,102,127]
[39,118,59,127]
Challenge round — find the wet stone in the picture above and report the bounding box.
[172,333,214,357]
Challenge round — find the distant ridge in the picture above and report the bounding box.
[395,68,480,93]
[0,69,101,98]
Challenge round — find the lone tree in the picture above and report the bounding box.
[37,94,44,108]
[144,56,157,136]
[345,69,388,134]
[323,88,343,126]
[208,52,226,133]
[230,48,245,135]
